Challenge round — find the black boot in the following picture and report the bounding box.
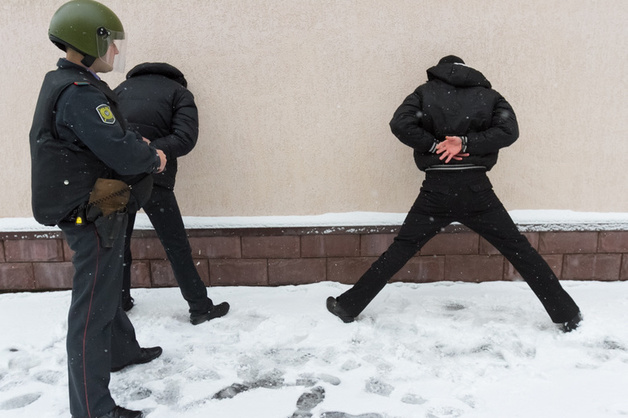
[121,296,134,312]
[326,297,355,323]
[97,405,143,418]
[559,312,583,332]
[111,346,163,372]
[190,301,230,325]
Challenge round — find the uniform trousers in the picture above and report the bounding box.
[60,217,141,418]
[122,185,212,315]
[337,169,580,324]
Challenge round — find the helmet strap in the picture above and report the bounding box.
[81,55,96,68]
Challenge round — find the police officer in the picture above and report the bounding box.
[327,56,583,333]
[30,1,165,417]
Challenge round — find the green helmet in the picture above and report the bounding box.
[49,0,124,67]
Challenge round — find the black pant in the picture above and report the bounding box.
[122,185,212,315]
[60,218,141,418]
[337,170,580,324]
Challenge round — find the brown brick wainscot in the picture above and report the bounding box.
[1,214,627,292]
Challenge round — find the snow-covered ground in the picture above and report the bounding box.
[1,280,627,418]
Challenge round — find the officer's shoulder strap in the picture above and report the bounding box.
[48,80,91,139]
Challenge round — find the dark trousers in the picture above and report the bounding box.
[122,185,211,315]
[337,170,580,324]
[60,218,141,418]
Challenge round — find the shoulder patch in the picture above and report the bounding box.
[96,104,116,124]
[73,81,90,86]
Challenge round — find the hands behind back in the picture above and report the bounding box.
[435,136,469,163]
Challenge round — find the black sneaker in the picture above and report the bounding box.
[559,312,583,333]
[111,346,163,372]
[326,297,355,323]
[97,405,143,418]
[122,296,134,312]
[190,302,230,325]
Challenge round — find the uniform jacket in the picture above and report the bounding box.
[389,62,519,171]
[29,59,161,226]
[114,62,199,190]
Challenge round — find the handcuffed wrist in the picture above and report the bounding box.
[152,150,161,173]
[460,136,468,153]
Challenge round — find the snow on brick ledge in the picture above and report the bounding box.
[1,210,628,234]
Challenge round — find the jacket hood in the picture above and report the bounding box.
[427,63,491,89]
[126,62,187,87]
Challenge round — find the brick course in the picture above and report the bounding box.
[302,235,361,258]
[268,258,326,285]
[1,225,626,292]
[0,263,35,290]
[563,254,622,281]
[242,236,300,259]
[210,259,267,286]
[539,231,598,254]
[4,239,63,262]
[598,231,628,253]
[33,262,74,289]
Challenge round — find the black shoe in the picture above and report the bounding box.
[111,346,163,372]
[326,297,355,323]
[559,312,583,332]
[97,405,143,418]
[190,302,230,325]
[122,296,134,312]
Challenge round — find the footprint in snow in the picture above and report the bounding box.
[317,373,341,386]
[33,370,63,385]
[401,393,428,405]
[212,371,284,400]
[321,413,383,418]
[291,386,325,417]
[364,377,393,397]
[0,393,42,410]
[444,302,466,311]
[426,406,464,418]
[154,380,180,406]
[212,383,250,400]
[128,387,152,401]
[295,373,341,387]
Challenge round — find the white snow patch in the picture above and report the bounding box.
[1,210,627,233]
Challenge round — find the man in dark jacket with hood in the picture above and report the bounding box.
[326,56,582,332]
[114,62,229,325]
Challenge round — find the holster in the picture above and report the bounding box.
[94,211,127,248]
[87,178,131,218]
[86,178,131,248]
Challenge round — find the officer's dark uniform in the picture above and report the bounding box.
[30,58,161,417]
[333,57,581,327]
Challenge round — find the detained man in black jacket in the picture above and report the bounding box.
[114,63,229,325]
[327,56,582,332]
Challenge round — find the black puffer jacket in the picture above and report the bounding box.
[114,63,199,189]
[390,62,519,171]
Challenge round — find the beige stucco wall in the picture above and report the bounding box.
[1,0,626,218]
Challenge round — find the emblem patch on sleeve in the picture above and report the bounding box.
[96,104,116,124]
